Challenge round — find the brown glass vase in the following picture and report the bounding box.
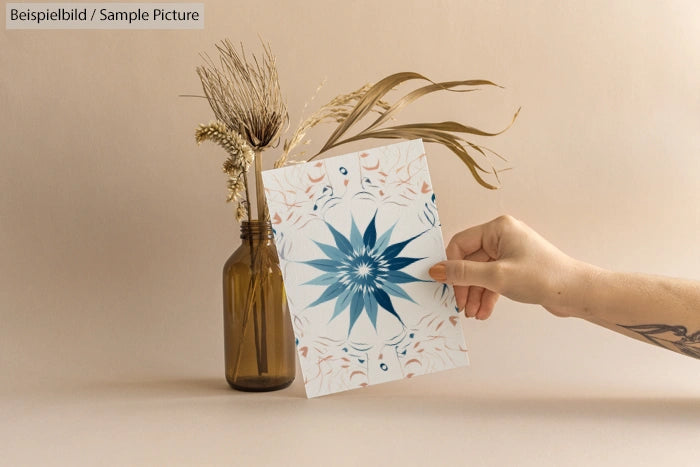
[223,221,295,391]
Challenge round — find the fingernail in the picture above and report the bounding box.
[429,264,447,282]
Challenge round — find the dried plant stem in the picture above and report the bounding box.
[254,151,267,221]
[252,151,270,372]
[242,172,252,221]
[242,169,259,372]
[257,274,268,374]
[251,285,264,374]
[232,266,260,378]
[232,243,269,378]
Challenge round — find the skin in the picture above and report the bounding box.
[428,215,700,359]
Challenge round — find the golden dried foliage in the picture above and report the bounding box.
[193,40,519,224]
[281,72,519,189]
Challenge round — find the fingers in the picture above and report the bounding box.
[464,287,500,320]
[438,218,512,319]
[458,249,490,313]
[447,215,521,262]
[475,289,500,320]
[446,224,485,261]
[441,260,500,290]
[454,285,468,311]
[429,259,502,320]
[428,260,499,289]
[465,286,484,318]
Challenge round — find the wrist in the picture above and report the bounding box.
[543,259,607,319]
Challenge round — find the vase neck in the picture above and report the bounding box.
[240,221,273,240]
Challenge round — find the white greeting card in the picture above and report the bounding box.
[262,139,468,397]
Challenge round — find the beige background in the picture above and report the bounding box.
[2,0,699,465]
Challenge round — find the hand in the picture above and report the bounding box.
[429,215,586,320]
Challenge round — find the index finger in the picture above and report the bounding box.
[446,224,485,260]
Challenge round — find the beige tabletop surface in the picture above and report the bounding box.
[4,331,699,467]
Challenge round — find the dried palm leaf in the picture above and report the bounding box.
[283,72,519,189]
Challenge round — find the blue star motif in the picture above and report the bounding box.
[302,213,426,334]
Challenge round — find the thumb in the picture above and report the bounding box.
[429,260,501,290]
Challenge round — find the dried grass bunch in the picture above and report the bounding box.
[195,40,288,221]
[193,40,518,222]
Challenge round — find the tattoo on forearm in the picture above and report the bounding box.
[619,324,700,359]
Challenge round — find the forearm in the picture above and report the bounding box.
[554,264,700,359]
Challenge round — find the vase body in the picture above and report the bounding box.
[223,221,295,391]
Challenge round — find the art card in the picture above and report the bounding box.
[262,139,469,397]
